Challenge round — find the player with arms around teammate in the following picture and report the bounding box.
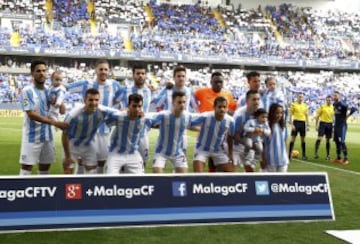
[62,89,116,174]
[67,59,123,174]
[106,94,152,174]
[114,63,152,165]
[314,95,334,160]
[192,96,235,173]
[19,60,68,175]
[332,91,357,165]
[152,91,197,173]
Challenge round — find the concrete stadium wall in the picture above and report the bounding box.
[229,0,360,11]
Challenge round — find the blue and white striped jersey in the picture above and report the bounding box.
[244,118,271,143]
[21,84,52,143]
[233,106,253,146]
[191,112,235,153]
[64,104,116,146]
[106,111,152,154]
[152,111,195,156]
[152,86,198,112]
[264,123,289,167]
[66,79,123,134]
[49,85,66,106]
[262,89,285,112]
[115,86,152,113]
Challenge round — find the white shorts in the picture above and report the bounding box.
[95,133,110,161]
[193,150,230,166]
[20,140,55,165]
[139,135,149,163]
[267,165,288,173]
[106,151,144,174]
[152,153,188,169]
[233,144,245,166]
[70,141,97,167]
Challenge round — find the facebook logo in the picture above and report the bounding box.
[255,181,270,196]
[172,182,187,197]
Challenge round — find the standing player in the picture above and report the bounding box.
[152,65,198,158]
[19,60,68,175]
[194,71,236,172]
[233,90,261,172]
[314,95,334,160]
[237,71,262,107]
[152,65,198,112]
[194,71,237,113]
[152,91,197,173]
[66,59,123,174]
[192,96,235,173]
[332,91,357,165]
[288,93,309,160]
[106,94,152,174]
[62,89,116,174]
[114,63,152,165]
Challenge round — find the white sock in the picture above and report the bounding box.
[20,169,32,175]
[97,166,104,174]
[38,170,49,175]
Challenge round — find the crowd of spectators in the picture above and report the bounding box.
[1,1,360,61]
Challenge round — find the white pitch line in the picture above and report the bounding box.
[293,159,360,176]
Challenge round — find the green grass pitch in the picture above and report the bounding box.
[0,117,359,243]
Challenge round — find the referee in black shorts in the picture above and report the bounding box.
[289,93,309,160]
[314,96,334,160]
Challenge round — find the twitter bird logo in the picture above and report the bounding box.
[255,181,270,195]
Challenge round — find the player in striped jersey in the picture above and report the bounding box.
[237,71,263,108]
[114,63,152,165]
[106,94,152,174]
[20,60,68,175]
[264,103,289,172]
[152,91,197,173]
[233,90,261,172]
[152,65,198,112]
[192,96,235,173]
[62,89,116,174]
[66,59,123,174]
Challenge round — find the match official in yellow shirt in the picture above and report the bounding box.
[314,95,334,160]
[289,93,309,160]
